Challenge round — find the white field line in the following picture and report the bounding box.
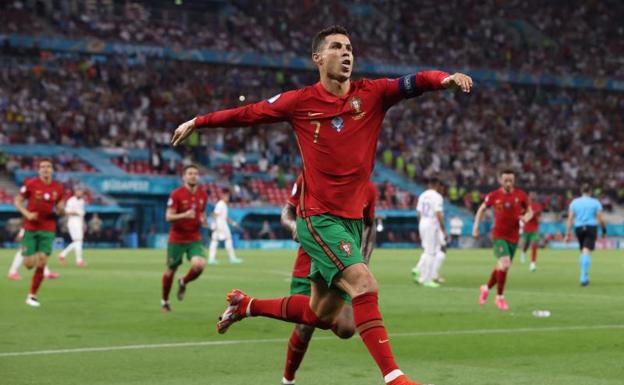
[1,324,622,358]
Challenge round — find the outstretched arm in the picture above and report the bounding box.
[172,90,298,146]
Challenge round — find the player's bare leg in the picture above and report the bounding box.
[177,256,205,301]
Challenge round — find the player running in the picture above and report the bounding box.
[7,227,60,280]
[279,174,377,385]
[58,187,87,267]
[208,188,243,265]
[161,165,208,312]
[565,184,606,286]
[519,191,542,272]
[412,178,448,287]
[172,25,472,385]
[14,158,65,307]
[472,169,532,311]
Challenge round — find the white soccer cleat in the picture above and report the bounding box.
[26,295,40,307]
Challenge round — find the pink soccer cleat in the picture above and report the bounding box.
[76,260,88,267]
[7,272,22,281]
[58,254,66,265]
[479,284,489,306]
[216,289,252,334]
[495,296,509,311]
[45,271,61,280]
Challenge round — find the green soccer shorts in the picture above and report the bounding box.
[290,276,312,296]
[493,239,518,259]
[296,214,363,292]
[22,230,55,256]
[167,241,205,269]
[521,231,539,244]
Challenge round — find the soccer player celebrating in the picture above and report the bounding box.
[14,158,65,307]
[472,169,532,311]
[279,174,377,385]
[161,165,208,312]
[565,184,606,286]
[412,177,448,288]
[520,191,542,272]
[58,187,87,267]
[207,188,243,265]
[172,25,472,385]
[7,227,60,280]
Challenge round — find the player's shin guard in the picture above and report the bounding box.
[182,266,203,284]
[487,268,498,289]
[162,271,176,301]
[352,292,400,379]
[495,270,507,295]
[249,295,332,329]
[30,266,45,295]
[283,327,313,382]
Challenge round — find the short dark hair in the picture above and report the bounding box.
[38,157,53,167]
[183,164,199,174]
[312,25,349,54]
[221,188,231,195]
[499,167,515,176]
[581,183,592,194]
[427,177,441,186]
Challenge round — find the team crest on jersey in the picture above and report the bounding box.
[331,116,344,132]
[504,202,511,208]
[339,240,352,256]
[349,96,366,120]
[43,192,50,201]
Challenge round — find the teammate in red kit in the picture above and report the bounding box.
[472,169,533,311]
[520,191,542,272]
[172,26,472,385]
[279,174,377,385]
[161,164,208,312]
[14,158,65,307]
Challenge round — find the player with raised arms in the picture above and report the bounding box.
[172,25,472,385]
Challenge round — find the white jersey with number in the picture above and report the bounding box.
[417,189,444,226]
[212,200,231,240]
[66,196,85,240]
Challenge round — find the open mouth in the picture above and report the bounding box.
[341,59,351,71]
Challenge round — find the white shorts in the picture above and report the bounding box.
[211,227,231,242]
[68,222,83,241]
[419,223,441,255]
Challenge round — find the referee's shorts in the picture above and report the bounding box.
[574,225,597,251]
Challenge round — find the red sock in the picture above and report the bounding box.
[30,266,45,295]
[486,269,497,289]
[531,244,538,263]
[250,295,332,329]
[162,272,175,301]
[283,328,312,382]
[496,270,508,295]
[352,292,399,377]
[182,267,203,285]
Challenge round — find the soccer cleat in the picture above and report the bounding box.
[76,260,88,267]
[45,271,61,280]
[26,295,40,307]
[529,262,536,272]
[387,374,430,385]
[161,300,171,313]
[280,378,295,385]
[217,289,252,334]
[411,269,420,284]
[423,281,440,288]
[433,277,446,284]
[229,258,243,264]
[176,278,186,301]
[58,254,66,265]
[580,280,590,287]
[479,285,489,306]
[495,296,509,311]
[7,272,22,281]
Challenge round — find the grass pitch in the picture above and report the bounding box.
[1,247,623,385]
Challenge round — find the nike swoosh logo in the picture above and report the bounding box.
[378,339,388,344]
[307,112,324,116]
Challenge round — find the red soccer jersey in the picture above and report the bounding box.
[167,186,208,243]
[484,188,529,244]
[19,177,64,232]
[195,71,447,219]
[288,176,377,278]
[523,202,542,233]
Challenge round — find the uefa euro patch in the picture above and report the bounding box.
[331,116,344,132]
